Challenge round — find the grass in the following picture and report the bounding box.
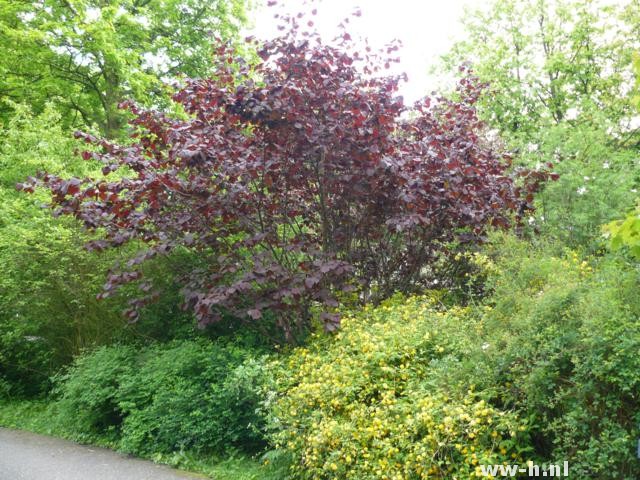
[0,400,55,435]
[0,400,279,480]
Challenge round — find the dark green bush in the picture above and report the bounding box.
[53,339,271,456]
[117,340,270,455]
[0,318,52,398]
[53,345,136,439]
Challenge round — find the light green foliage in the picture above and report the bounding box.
[442,0,640,247]
[623,0,640,108]
[0,400,56,434]
[269,295,529,479]
[0,104,211,398]
[444,0,636,136]
[525,115,638,246]
[53,340,272,456]
[477,234,640,478]
[0,0,249,137]
[602,48,640,259]
[0,104,127,397]
[0,103,95,185]
[633,51,640,108]
[603,201,640,258]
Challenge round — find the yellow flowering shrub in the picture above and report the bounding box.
[477,236,640,478]
[270,295,529,479]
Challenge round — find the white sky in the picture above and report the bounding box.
[246,0,487,103]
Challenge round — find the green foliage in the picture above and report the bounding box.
[1,3,640,479]
[0,399,275,480]
[523,115,637,247]
[0,400,57,434]
[117,341,269,455]
[0,0,250,137]
[0,104,129,396]
[53,340,272,456]
[602,55,640,260]
[443,0,636,137]
[477,234,640,478]
[604,201,640,259]
[268,234,640,479]
[0,105,226,398]
[0,319,53,398]
[441,0,640,248]
[269,295,529,479]
[633,51,640,109]
[52,345,136,439]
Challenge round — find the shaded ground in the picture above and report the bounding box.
[0,428,207,480]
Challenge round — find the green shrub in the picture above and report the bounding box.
[53,345,136,440]
[0,317,52,398]
[269,235,640,479]
[53,340,272,456]
[0,104,131,396]
[269,295,530,479]
[604,200,640,259]
[524,119,638,249]
[117,340,269,455]
[478,234,640,479]
[0,378,11,399]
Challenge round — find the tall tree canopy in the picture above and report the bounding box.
[442,0,639,138]
[19,13,549,340]
[441,0,640,246]
[0,0,250,137]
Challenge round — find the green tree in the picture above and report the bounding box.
[443,0,636,138]
[0,0,250,137]
[604,201,640,259]
[0,104,130,396]
[0,103,208,396]
[442,0,640,247]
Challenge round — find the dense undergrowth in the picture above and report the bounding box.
[3,235,640,479]
[266,235,640,479]
[2,1,640,479]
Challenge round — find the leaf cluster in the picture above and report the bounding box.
[19,16,544,339]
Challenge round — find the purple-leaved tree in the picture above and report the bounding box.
[18,7,554,341]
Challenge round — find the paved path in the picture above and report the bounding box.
[0,428,207,480]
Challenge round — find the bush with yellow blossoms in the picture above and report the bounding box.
[268,294,529,479]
